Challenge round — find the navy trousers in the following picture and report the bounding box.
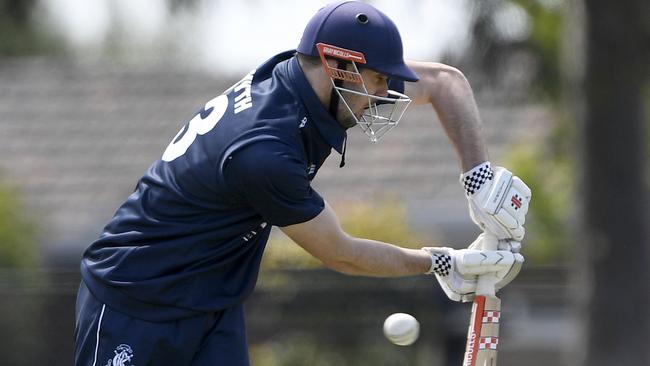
[74,282,250,366]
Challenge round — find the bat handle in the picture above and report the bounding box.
[476,273,498,297]
[464,233,502,366]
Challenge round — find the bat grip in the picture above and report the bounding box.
[475,233,499,297]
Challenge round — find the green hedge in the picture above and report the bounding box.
[0,182,39,267]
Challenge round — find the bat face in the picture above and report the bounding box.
[463,295,501,366]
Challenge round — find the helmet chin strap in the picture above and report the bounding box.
[328,59,349,168]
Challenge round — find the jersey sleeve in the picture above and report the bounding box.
[225,140,324,227]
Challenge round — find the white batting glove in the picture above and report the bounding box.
[468,232,522,253]
[422,236,524,302]
[461,162,531,243]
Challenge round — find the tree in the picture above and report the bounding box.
[0,182,39,267]
[574,0,650,364]
[0,0,59,56]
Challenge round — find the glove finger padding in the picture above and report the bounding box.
[470,233,521,253]
[454,249,520,276]
[497,240,522,253]
[492,176,530,232]
[468,195,521,240]
[462,163,531,242]
[423,246,525,302]
[495,252,524,290]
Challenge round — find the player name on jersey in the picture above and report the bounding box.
[233,70,255,114]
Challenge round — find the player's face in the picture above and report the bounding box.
[336,68,389,128]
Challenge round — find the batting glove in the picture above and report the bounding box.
[422,236,524,302]
[461,162,531,243]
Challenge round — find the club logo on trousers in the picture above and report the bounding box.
[106,344,134,366]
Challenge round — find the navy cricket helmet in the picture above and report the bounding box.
[297,1,419,82]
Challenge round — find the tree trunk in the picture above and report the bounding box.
[578,0,649,364]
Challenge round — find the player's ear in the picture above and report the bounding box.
[324,57,338,69]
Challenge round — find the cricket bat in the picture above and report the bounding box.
[463,238,500,366]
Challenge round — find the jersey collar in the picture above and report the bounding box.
[284,53,346,154]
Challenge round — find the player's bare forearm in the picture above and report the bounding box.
[281,202,431,277]
[404,60,489,171]
[329,237,431,277]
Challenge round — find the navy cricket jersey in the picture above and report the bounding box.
[81,51,348,321]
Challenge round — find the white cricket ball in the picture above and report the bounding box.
[383,313,420,346]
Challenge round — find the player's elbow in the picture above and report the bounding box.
[432,71,475,111]
[438,66,472,96]
[417,63,472,104]
[442,65,468,82]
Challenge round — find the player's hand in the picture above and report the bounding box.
[422,236,524,302]
[468,232,522,253]
[461,162,531,242]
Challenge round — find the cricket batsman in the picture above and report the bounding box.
[75,1,530,365]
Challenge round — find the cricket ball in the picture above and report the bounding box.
[383,313,420,346]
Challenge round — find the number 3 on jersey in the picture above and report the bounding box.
[162,95,229,162]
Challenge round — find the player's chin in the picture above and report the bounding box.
[341,117,357,129]
[353,107,367,120]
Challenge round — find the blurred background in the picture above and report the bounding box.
[0,0,648,365]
